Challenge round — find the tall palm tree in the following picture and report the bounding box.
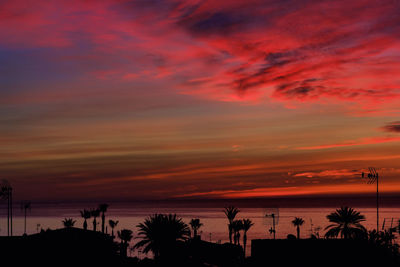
[134,214,190,259]
[224,206,240,244]
[232,220,243,245]
[98,203,109,234]
[20,201,31,234]
[325,206,366,239]
[292,217,305,239]
[118,229,133,258]
[80,209,91,230]
[62,218,76,228]
[242,219,254,256]
[189,218,203,239]
[90,208,100,231]
[109,219,119,238]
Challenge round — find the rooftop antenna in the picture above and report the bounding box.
[264,207,279,239]
[361,167,379,231]
[0,179,12,236]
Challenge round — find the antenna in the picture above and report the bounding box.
[310,219,314,236]
[263,207,279,239]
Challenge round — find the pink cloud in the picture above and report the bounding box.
[1,0,400,110]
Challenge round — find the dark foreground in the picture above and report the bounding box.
[0,228,399,267]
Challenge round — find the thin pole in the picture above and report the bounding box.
[377,174,379,231]
[10,188,12,236]
[273,215,276,240]
[7,190,9,236]
[24,208,27,234]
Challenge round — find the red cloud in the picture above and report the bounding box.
[1,0,400,110]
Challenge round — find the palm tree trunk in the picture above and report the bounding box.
[229,224,232,243]
[83,219,87,230]
[101,213,105,233]
[243,232,247,256]
[297,226,300,239]
[93,218,97,231]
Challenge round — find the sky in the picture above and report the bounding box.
[1,0,400,201]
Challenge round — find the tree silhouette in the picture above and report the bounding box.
[134,214,190,259]
[98,203,109,234]
[20,201,31,234]
[109,219,119,238]
[291,217,305,239]
[118,229,133,258]
[325,206,366,239]
[224,206,240,244]
[242,219,254,256]
[90,208,100,231]
[62,218,76,228]
[189,218,203,239]
[232,220,243,245]
[80,209,91,230]
[368,229,396,247]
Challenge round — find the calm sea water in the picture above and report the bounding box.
[1,203,399,257]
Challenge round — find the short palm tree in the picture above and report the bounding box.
[325,206,366,239]
[21,201,31,234]
[368,229,395,247]
[109,219,119,238]
[62,218,76,228]
[224,206,240,244]
[118,229,133,258]
[99,203,109,234]
[134,214,190,259]
[91,208,100,231]
[242,219,254,256]
[189,218,203,239]
[292,217,305,239]
[80,209,91,230]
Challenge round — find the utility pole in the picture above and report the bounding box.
[1,181,12,236]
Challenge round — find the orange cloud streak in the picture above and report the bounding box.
[297,136,400,150]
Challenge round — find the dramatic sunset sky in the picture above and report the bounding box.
[1,0,400,201]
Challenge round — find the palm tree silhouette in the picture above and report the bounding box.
[134,214,190,259]
[90,208,100,231]
[368,229,395,247]
[242,219,254,256]
[62,218,76,228]
[189,218,203,239]
[20,201,31,234]
[109,219,119,238]
[325,206,366,239]
[98,203,109,234]
[118,229,133,258]
[224,206,240,244]
[292,217,305,239]
[80,209,91,230]
[232,220,243,245]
